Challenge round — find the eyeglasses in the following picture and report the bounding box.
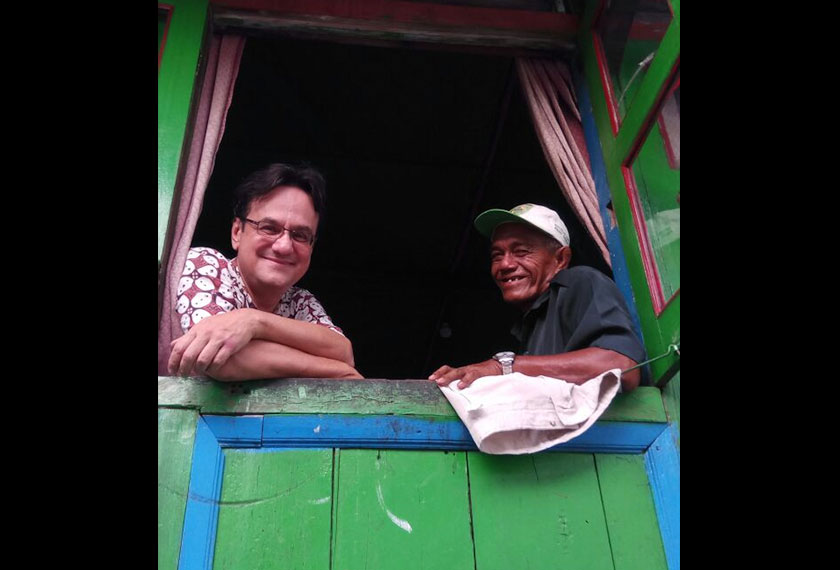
[242,218,316,246]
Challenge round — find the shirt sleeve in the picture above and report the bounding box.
[559,269,646,364]
[175,248,239,333]
[286,288,345,336]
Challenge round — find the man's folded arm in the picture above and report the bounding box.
[208,339,362,381]
[430,347,639,392]
[251,310,355,366]
[515,348,640,391]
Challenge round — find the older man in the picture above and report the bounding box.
[430,203,645,392]
[168,163,361,381]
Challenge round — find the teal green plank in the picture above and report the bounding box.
[603,386,666,422]
[213,449,334,570]
[332,449,474,570]
[468,452,613,570]
[157,377,665,423]
[595,454,668,570]
[158,0,209,260]
[158,407,199,570]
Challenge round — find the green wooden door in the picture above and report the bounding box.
[207,448,665,570]
[158,378,675,570]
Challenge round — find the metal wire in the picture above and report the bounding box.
[622,342,680,374]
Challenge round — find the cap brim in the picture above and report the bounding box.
[474,209,535,238]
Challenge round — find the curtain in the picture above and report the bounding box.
[516,58,611,266]
[158,34,246,375]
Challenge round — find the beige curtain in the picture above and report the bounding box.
[158,34,246,375]
[516,58,610,266]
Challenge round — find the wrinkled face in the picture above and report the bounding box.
[231,186,318,308]
[489,223,569,310]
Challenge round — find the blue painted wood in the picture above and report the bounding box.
[573,68,646,354]
[262,414,476,450]
[178,417,225,570]
[551,421,666,454]
[202,415,263,447]
[644,425,680,570]
[201,414,666,454]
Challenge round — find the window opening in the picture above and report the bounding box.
[190,34,615,379]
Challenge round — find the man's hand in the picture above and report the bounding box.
[168,309,262,377]
[428,359,503,390]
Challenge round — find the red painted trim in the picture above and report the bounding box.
[657,76,679,169]
[210,0,578,35]
[158,4,174,71]
[591,0,621,135]
[622,59,679,166]
[621,165,666,314]
[622,61,680,317]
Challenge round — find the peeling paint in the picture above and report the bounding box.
[309,496,331,505]
[376,482,413,533]
[298,386,307,398]
[313,425,321,433]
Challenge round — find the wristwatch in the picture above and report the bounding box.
[492,351,515,375]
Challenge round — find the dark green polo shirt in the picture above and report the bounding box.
[511,266,646,364]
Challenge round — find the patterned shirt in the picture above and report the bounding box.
[175,247,344,336]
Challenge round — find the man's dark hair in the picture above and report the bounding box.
[233,162,327,231]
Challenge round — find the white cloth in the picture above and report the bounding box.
[439,369,621,455]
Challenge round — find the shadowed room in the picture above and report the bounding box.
[191,34,611,379]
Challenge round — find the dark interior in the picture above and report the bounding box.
[191,34,612,379]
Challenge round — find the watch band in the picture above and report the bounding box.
[493,351,515,375]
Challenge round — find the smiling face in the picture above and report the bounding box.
[231,185,319,311]
[489,223,571,311]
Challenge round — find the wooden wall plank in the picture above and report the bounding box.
[468,452,614,570]
[332,449,475,570]
[595,454,668,570]
[212,449,334,570]
[158,408,199,570]
[158,377,666,422]
[644,427,680,570]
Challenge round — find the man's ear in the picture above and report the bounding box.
[556,246,572,270]
[231,218,242,252]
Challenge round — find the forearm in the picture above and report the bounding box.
[210,340,363,382]
[515,348,640,391]
[251,310,355,366]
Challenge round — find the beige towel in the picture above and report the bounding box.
[439,369,621,454]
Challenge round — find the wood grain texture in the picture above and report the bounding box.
[468,452,614,570]
[212,449,334,570]
[595,454,668,570]
[644,427,680,570]
[332,449,475,570]
[158,408,199,570]
[158,377,666,422]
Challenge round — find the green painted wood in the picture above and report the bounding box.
[158,0,209,261]
[332,449,474,570]
[661,370,680,446]
[212,448,334,570]
[157,377,665,422]
[578,0,680,384]
[468,452,614,570]
[605,385,666,422]
[157,377,457,417]
[158,407,199,570]
[595,454,668,570]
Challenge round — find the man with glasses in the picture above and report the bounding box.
[429,203,645,393]
[168,163,361,380]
